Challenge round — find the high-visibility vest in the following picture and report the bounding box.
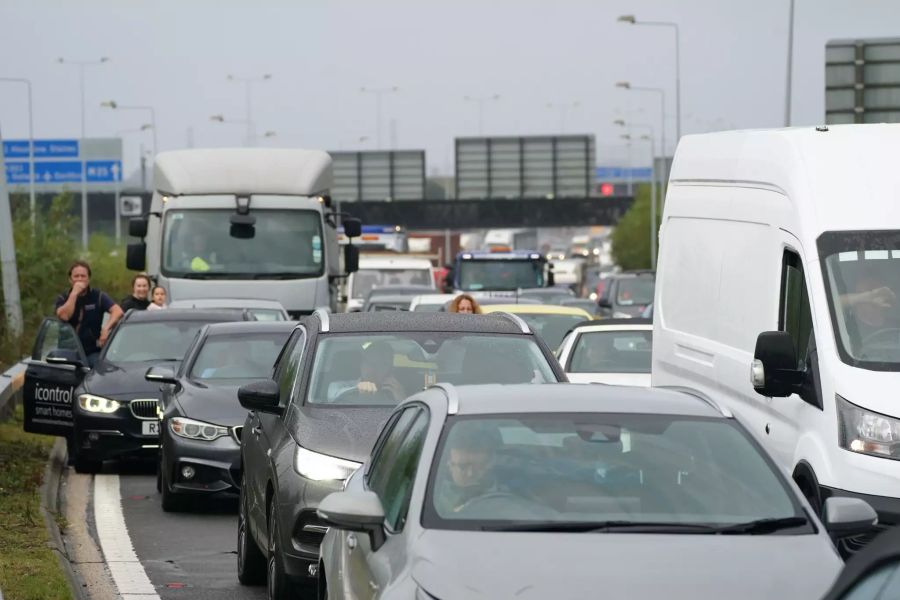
[191,256,210,272]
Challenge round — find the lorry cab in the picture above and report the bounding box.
[126,148,360,318]
[453,250,552,297]
[652,125,900,553]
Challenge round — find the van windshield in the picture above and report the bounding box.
[162,209,323,279]
[819,230,900,370]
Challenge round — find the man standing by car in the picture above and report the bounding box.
[55,260,124,367]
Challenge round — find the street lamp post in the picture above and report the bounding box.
[546,101,580,133]
[58,57,109,249]
[785,0,795,126]
[227,74,272,146]
[618,15,681,143]
[101,100,158,157]
[0,78,35,224]
[463,94,500,136]
[360,86,399,149]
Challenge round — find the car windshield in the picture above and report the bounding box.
[424,414,804,530]
[307,333,558,406]
[616,277,655,306]
[517,313,586,350]
[458,260,544,291]
[413,303,445,312]
[247,308,286,321]
[190,332,288,380]
[104,321,209,362]
[819,230,900,369]
[351,269,433,299]
[569,330,652,373]
[161,209,323,279]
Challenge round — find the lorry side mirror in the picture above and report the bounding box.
[129,217,148,238]
[343,218,362,239]
[344,244,360,274]
[126,242,147,271]
[751,331,803,397]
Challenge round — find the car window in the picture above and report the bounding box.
[781,251,813,367]
[306,333,558,406]
[367,407,429,531]
[190,332,290,380]
[517,313,586,351]
[615,277,655,306]
[424,413,805,529]
[33,319,84,362]
[569,330,653,373]
[842,562,900,600]
[275,328,306,406]
[104,321,210,362]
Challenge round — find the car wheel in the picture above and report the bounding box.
[73,452,102,474]
[160,463,185,512]
[267,496,290,600]
[237,473,266,585]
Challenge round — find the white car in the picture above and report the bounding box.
[556,318,652,386]
[167,297,290,320]
[408,293,459,312]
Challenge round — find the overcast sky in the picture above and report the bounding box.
[2,0,899,177]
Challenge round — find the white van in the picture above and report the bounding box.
[344,255,435,312]
[653,125,898,552]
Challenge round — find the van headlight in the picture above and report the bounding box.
[169,417,229,441]
[78,394,121,414]
[294,446,361,481]
[837,395,900,460]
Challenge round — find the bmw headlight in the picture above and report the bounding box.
[294,446,361,481]
[169,417,229,442]
[78,394,121,414]
[837,395,900,460]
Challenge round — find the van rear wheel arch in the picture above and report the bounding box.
[792,461,822,516]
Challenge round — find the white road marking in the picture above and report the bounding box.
[93,474,161,599]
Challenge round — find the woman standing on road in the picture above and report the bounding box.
[120,274,152,312]
[448,293,482,314]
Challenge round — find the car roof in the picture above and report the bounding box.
[517,287,575,295]
[318,311,527,334]
[482,304,593,318]
[168,298,286,310]
[203,321,297,335]
[122,308,246,323]
[410,294,459,304]
[359,256,433,268]
[411,383,726,418]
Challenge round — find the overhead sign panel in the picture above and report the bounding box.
[2,137,122,188]
[330,150,426,201]
[2,139,80,159]
[455,135,596,200]
[826,37,900,124]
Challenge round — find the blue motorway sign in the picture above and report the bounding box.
[85,160,121,182]
[596,166,653,180]
[2,139,79,159]
[4,159,122,184]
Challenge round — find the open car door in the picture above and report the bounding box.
[23,318,89,436]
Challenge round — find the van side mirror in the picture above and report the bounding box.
[129,217,148,238]
[344,244,360,274]
[126,242,146,271]
[343,218,362,239]
[751,331,804,397]
[238,379,282,415]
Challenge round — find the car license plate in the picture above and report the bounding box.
[142,420,160,436]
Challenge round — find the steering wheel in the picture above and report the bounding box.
[455,491,554,518]
[335,386,394,404]
[860,328,900,352]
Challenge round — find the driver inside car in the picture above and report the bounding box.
[435,426,506,514]
[351,341,405,401]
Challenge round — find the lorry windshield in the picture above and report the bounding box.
[458,260,544,291]
[162,209,323,279]
[819,230,900,370]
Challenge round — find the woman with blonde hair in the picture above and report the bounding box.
[448,293,482,314]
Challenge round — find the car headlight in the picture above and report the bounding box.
[837,395,900,460]
[169,417,229,442]
[78,394,121,414]
[294,446,361,481]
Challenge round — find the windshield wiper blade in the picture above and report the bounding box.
[252,272,305,280]
[481,520,719,533]
[713,516,808,535]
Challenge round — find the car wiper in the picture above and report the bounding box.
[481,520,719,533]
[713,516,809,535]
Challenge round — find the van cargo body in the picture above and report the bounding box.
[653,125,900,552]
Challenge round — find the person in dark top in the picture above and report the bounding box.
[55,260,124,366]
[119,274,152,312]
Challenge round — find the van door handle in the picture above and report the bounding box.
[347,533,357,551]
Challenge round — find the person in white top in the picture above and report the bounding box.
[148,285,168,310]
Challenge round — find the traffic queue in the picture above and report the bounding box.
[21,129,900,600]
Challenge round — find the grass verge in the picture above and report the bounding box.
[0,405,72,600]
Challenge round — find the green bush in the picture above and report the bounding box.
[610,184,661,271]
[0,194,130,370]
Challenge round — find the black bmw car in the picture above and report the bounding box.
[149,321,295,511]
[22,309,246,473]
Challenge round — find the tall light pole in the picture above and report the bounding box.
[618,15,681,143]
[101,100,158,157]
[360,86,399,149]
[58,56,109,249]
[617,81,667,187]
[0,78,35,224]
[463,94,500,136]
[546,101,580,133]
[785,0,795,126]
[227,73,272,146]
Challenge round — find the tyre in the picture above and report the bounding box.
[160,464,186,512]
[237,473,266,585]
[72,451,102,474]
[267,497,290,600]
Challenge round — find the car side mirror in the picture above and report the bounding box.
[145,365,178,385]
[129,217,148,238]
[344,244,360,274]
[237,379,282,414]
[342,218,362,239]
[126,242,147,271]
[751,331,803,397]
[824,497,877,538]
[597,297,612,309]
[317,490,386,551]
[47,349,85,369]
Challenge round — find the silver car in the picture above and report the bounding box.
[318,384,877,600]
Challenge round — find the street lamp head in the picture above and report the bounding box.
[359,136,370,142]
[100,57,110,63]
[264,130,277,137]
[141,124,153,131]
[616,81,631,89]
[613,119,626,126]
[640,134,651,141]
[391,86,399,92]
[621,134,632,140]
[263,74,272,80]
[227,74,235,81]
[57,57,64,63]
[100,100,117,109]
[210,114,225,122]
[617,15,636,24]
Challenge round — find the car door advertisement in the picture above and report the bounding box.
[23,365,80,437]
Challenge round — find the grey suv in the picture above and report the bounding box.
[235,310,566,599]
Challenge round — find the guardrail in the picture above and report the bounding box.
[0,361,26,419]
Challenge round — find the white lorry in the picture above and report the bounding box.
[126,148,360,317]
[652,125,897,552]
[344,255,436,312]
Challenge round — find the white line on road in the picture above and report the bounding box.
[93,474,161,599]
